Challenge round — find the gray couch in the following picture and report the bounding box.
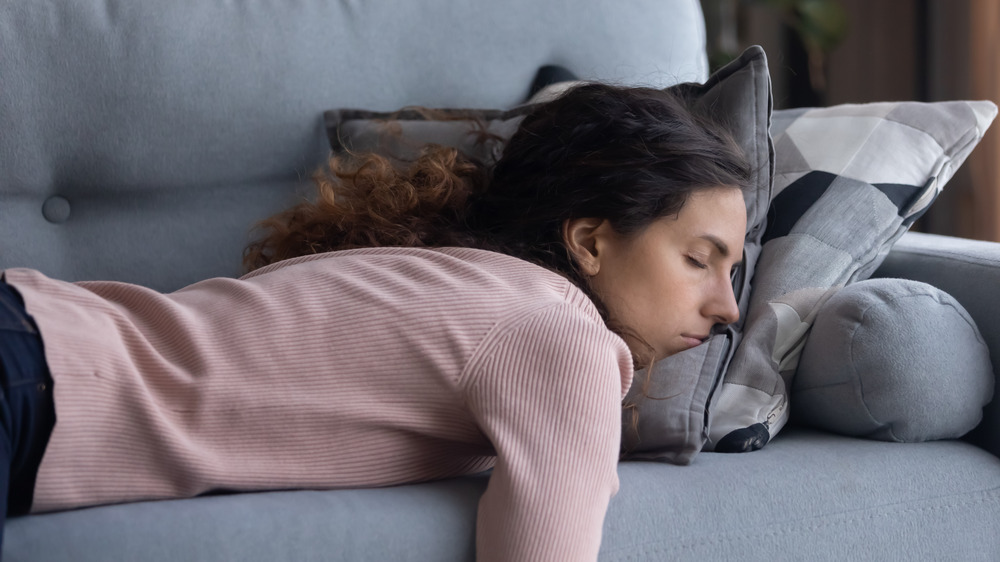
[2,0,998,559]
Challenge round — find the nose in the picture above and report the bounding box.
[706,280,740,326]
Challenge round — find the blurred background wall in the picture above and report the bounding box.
[703,0,1000,242]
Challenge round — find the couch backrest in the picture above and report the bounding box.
[0,0,708,291]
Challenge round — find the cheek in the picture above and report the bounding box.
[622,261,691,340]
[593,260,664,333]
[650,265,717,341]
[593,242,700,352]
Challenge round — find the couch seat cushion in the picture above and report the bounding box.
[6,429,999,561]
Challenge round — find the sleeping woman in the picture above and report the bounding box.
[0,83,750,561]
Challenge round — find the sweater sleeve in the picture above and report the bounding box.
[464,303,633,562]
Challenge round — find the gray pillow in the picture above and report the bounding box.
[326,107,529,168]
[792,279,995,442]
[325,46,775,465]
[619,46,772,464]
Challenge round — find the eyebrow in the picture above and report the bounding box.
[697,234,731,258]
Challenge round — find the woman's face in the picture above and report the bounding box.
[581,187,747,365]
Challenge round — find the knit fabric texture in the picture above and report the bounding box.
[5,246,633,561]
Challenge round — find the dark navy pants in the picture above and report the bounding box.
[0,279,56,552]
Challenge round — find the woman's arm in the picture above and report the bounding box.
[464,303,633,562]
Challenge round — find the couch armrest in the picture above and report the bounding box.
[873,231,1000,458]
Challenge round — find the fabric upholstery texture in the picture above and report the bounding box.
[793,278,994,441]
[326,47,774,464]
[0,0,708,292]
[710,100,998,452]
[7,429,1000,561]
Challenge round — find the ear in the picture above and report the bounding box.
[562,218,609,276]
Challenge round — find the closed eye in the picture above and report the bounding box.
[687,256,708,270]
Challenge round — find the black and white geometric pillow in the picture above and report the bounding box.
[708,100,998,452]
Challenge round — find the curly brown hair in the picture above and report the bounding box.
[242,145,488,271]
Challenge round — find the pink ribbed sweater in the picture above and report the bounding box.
[5,246,633,561]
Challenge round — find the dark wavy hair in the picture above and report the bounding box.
[466,83,752,301]
[244,83,752,279]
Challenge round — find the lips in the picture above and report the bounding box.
[681,334,709,348]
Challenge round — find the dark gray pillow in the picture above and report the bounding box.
[325,46,775,465]
[326,107,530,168]
[619,47,772,463]
[792,279,994,442]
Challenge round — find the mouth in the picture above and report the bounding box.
[681,334,710,348]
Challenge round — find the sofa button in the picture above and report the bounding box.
[42,196,71,223]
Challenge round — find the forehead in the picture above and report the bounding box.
[673,188,747,245]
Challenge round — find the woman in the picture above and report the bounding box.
[0,83,750,561]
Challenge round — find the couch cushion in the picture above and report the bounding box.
[0,0,708,292]
[604,429,1000,560]
[7,429,999,561]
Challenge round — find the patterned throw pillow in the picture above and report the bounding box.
[707,100,998,452]
[325,47,774,465]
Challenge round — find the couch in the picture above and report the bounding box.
[1,0,998,559]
